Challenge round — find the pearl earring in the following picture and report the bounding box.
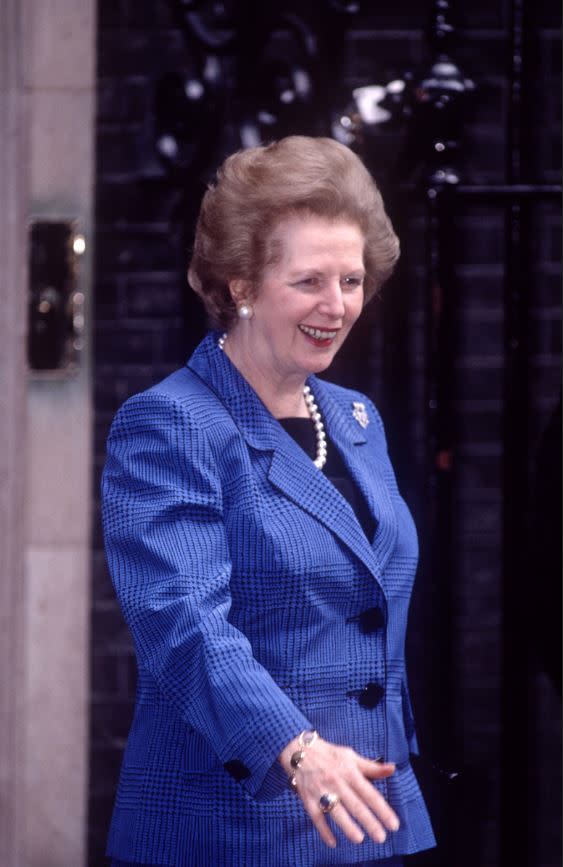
[237,302,254,320]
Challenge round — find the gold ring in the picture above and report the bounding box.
[319,792,340,813]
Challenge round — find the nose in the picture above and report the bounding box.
[318,279,346,319]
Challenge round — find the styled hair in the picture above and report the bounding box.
[188,136,399,328]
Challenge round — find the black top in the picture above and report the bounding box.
[278,417,377,542]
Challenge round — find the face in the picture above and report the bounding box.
[231,214,365,388]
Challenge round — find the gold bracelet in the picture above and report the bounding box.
[287,730,318,793]
[298,729,318,749]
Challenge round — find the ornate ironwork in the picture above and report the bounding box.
[150,1,368,182]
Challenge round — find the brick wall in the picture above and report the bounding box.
[90,2,561,864]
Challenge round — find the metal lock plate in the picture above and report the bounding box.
[28,219,86,374]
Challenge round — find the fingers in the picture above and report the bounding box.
[357,756,397,779]
[336,781,387,844]
[301,795,337,849]
[301,782,398,850]
[300,790,366,849]
[325,797,366,846]
[298,776,400,849]
[291,739,401,849]
[350,773,401,834]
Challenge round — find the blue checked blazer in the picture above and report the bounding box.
[102,332,436,866]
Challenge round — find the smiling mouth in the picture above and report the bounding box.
[298,324,339,340]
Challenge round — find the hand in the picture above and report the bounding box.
[278,734,399,849]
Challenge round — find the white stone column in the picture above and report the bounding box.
[0,1,96,865]
[0,0,29,863]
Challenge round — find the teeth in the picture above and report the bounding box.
[299,325,337,340]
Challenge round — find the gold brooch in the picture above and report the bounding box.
[352,401,369,428]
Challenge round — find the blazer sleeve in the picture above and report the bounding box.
[101,390,312,800]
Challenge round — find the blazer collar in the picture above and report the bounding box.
[187,331,288,451]
[187,333,397,593]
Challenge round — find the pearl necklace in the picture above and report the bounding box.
[303,385,327,469]
[217,332,327,470]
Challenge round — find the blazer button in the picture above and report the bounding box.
[348,681,384,709]
[223,759,251,781]
[358,607,385,633]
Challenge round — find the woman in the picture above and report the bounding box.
[102,136,436,867]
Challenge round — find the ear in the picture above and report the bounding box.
[228,278,253,304]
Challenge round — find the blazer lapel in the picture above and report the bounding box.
[310,376,399,580]
[266,446,386,595]
[187,333,391,596]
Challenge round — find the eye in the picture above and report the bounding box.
[342,275,364,289]
[293,276,319,288]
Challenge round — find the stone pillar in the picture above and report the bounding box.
[0,0,29,863]
[0,0,96,865]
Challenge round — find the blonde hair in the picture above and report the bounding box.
[188,136,399,328]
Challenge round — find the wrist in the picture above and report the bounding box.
[278,729,319,786]
[278,733,303,774]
